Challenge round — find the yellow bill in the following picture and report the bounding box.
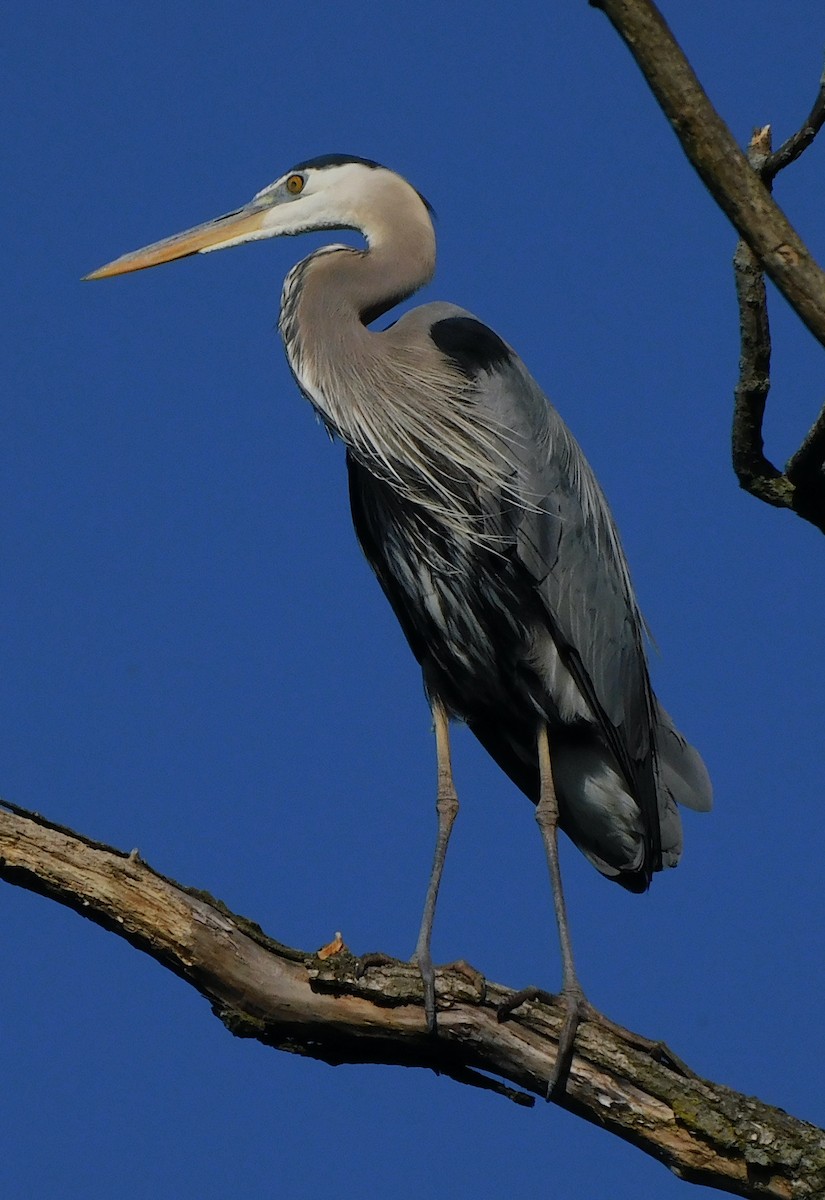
[83,200,274,280]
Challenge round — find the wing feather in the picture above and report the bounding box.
[469,356,662,875]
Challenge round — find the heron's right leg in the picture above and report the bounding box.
[497,720,589,1092]
[500,723,694,1090]
[412,695,459,1033]
[533,720,589,1089]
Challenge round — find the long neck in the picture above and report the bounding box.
[276,195,518,549]
[279,190,436,432]
[277,194,513,544]
[284,232,433,343]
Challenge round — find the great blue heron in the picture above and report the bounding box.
[86,154,711,1090]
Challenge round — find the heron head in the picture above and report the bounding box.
[84,155,433,280]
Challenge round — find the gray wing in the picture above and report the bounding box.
[501,360,652,737]
[420,307,650,749]
[424,310,663,872]
[503,375,713,819]
[490,357,663,869]
[384,306,709,879]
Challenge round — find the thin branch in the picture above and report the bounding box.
[786,401,825,487]
[3,801,825,1198]
[731,129,795,514]
[729,95,825,530]
[588,0,825,530]
[588,0,825,351]
[763,66,825,184]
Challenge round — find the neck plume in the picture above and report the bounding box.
[279,173,437,416]
[274,180,519,547]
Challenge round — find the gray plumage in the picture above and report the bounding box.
[268,163,710,890]
[86,154,712,1058]
[345,303,710,890]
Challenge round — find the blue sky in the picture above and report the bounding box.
[2,3,824,1197]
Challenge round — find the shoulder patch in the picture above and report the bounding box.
[429,317,512,376]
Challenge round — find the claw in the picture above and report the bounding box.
[412,949,437,1033]
[547,986,586,1096]
[354,950,396,979]
[497,984,583,1096]
[499,985,691,1095]
[447,959,487,1003]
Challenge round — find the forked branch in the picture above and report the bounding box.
[589,0,825,530]
[2,800,825,1198]
[732,117,825,531]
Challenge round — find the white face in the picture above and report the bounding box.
[85,159,407,279]
[247,161,393,241]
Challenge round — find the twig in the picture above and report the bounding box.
[730,130,794,514]
[786,401,825,485]
[730,86,825,531]
[588,0,825,351]
[2,800,825,1198]
[763,65,825,183]
[588,1,825,531]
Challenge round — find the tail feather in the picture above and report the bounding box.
[468,701,711,888]
[655,703,713,813]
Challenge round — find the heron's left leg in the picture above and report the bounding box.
[501,723,694,1090]
[532,719,588,1092]
[412,695,459,1032]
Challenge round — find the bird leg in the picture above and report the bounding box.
[411,696,459,1033]
[509,720,588,1095]
[499,725,697,1091]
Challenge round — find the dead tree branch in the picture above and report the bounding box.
[588,0,825,346]
[732,111,825,531]
[589,0,825,530]
[2,800,825,1198]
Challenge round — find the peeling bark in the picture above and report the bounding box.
[2,801,824,1198]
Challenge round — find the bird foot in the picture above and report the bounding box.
[410,948,437,1034]
[498,986,695,1093]
[411,954,488,1034]
[356,952,486,1036]
[498,983,589,1097]
[444,958,487,1002]
[353,950,440,1034]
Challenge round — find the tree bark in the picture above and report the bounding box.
[3,801,824,1199]
[589,0,825,348]
[589,0,825,530]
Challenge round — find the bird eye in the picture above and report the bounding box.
[285,174,305,195]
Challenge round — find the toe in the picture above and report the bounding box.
[411,950,437,1033]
